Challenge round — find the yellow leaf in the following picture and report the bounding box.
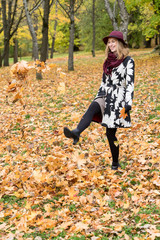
[114,224,124,231]
[114,140,119,147]
[16,60,28,73]
[37,218,57,230]
[0,223,7,230]
[75,221,88,231]
[103,213,111,221]
[13,92,22,103]
[68,187,79,200]
[27,211,41,221]
[25,201,32,210]
[48,63,57,69]
[57,82,65,94]
[17,216,28,232]
[44,204,52,214]
[7,82,17,92]
[60,72,66,79]
[123,200,130,209]
[79,195,87,204]
[59,221,73,230]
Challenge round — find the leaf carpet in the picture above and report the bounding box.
[0,51,159,239]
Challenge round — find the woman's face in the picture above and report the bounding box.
[108,38,118,53]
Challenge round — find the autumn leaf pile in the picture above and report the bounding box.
[0,51,159,240]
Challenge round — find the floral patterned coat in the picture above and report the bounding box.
[94,56,135,128]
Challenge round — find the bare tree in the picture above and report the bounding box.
[40,0,54,62]
[1,0,44,66]
[57,0,83,71]
[50,0,58,59]
[104,0,129,41]
[1,0,24,66]
[92,0,96,57]
[13,38,18,63]
[40,0,50,62]
[23,0,43,79]
[23,0,39,60]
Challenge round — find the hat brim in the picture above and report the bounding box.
[103,36,128,47]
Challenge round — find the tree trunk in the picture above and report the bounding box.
[1,0,10,66]
[40,0,50,62]
[0,50,2,67]
[1,0,23,66]
[23,0,39,60]
[144,39,151,48]
[68,0,75,71]
[92,0,96,57]
[14,38,18,63]
[51,36,56,59]
[23,0,42,79]
[117,0,129,41]
[57,0,83,71]
[104,0,118,30]
[104,0,129,42]
[3,40,10,66]
[50,0,58,59]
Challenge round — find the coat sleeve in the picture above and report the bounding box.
[125,58,135,111]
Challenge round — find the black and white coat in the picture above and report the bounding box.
[94,56,135,128]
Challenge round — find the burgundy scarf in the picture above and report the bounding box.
[103,52,124,75]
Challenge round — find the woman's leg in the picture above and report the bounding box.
[64,101,101,144]
[77,101,101,133]
[106,128,120,169]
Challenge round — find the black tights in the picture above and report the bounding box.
[77,101,119,164]
[106,128,119,165]
[77,101,101,133]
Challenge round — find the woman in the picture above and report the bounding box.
[64,31,135,170]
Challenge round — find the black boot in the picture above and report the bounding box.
[111,162,121,170]
[63,127,80,145]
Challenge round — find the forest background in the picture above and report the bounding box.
[0,0,160,70]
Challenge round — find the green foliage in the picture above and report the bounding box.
[77,0,113,51]
[54,23,80,52]
[126,0,160,43]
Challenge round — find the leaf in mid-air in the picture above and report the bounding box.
[12,92,22,103]
[7,82,16,92]
[16,60,28,74]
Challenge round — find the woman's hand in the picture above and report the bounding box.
[125,105,131,113]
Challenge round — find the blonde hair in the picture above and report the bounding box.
[105,39,129,59]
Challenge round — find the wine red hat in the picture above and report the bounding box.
[103,31,127,46]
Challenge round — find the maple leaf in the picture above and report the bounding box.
[10,61,29,81]
[68,187,79,200]
[120,107,128,119]
[12,92,22,103]
[114,140,119,147]
[48,63,57,69]
[16,60,28,74]
[34,60,47,73]
[7,82,17,92]
[58,221,73,230]
[37,218,57,230]
[10,63,18,76]
[57,82,65,94]
[75,222,89,231]
[16,216,28,232]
